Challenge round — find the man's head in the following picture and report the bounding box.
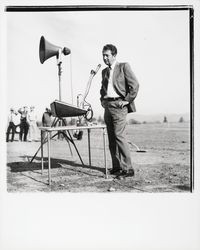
[30,106,35,111]
[10,108,14,113]
[46,108,51,113]
[24,106,28,111]
[102,44,117,67]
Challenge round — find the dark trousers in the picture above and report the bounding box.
[19,121,29,141]
[104,100,132,171]
[6,122,16,142]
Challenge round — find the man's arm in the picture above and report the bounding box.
[123,62,139,103]
[100,69,105,101]
[100,69,107,106]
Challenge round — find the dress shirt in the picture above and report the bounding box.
[105,60,120,98]
[8,113,20,126]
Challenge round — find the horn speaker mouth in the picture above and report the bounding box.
[39,36,47,64]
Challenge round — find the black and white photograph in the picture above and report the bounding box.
[0,1,200,250]
[5,5,193,193]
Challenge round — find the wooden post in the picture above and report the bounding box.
[103,127,107,179]
[88,129,91,166]
[47,131,51,185]
[41,130,44,174]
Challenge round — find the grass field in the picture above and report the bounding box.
[7,122,191,192]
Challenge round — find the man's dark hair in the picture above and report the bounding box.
[103,44,117,56]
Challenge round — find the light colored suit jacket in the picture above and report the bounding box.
[100,62,139,113]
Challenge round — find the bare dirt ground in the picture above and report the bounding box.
[7,122,191,193]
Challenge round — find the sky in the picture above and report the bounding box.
[6,9,190,119]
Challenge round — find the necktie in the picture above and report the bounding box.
[104,67,111,92]
[107,67,111,79]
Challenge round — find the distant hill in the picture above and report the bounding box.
[127,113,190,123]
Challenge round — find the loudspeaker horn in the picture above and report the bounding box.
[39,36,71,64]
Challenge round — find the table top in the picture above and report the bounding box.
[39,124,106,132]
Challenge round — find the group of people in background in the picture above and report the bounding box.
[6,106,52,142]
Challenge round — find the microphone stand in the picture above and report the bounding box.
[56,52,65,139]
[57,49,62,102]
[58,62,62,102]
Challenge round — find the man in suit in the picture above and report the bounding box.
[100,44,139,179]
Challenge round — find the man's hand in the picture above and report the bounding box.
[118,100,129,108]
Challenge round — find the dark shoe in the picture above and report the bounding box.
[109,168,122,175]
[116,169,135,180]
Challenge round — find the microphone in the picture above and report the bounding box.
[91,64,101,75]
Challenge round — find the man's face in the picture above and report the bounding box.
[102,50,116,67]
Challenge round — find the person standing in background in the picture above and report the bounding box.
[42,108,52,127]
[42,108,52,140]
[18,106,30,142]
[28,106,38,141]
[6,108,19,142]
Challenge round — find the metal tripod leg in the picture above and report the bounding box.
[59,118,73,157]
[60,129,84,166]
[30,132,58,163]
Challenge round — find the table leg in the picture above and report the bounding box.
[103,128,108,179]
[88,129,91,166]
[47,132,51,185]
[41,130,44,174]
